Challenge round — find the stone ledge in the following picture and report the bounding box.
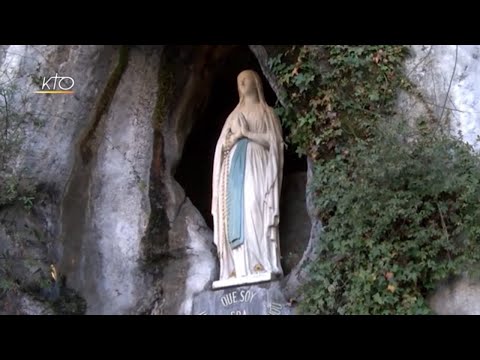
[212,272,275,290]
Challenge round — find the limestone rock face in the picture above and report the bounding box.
[429,276,480,315]
[0,45,115,189]
[59,46,161,314]
[0,45,117,314]
[0,45,217,314]
[402,46,480,149]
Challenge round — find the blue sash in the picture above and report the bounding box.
[227,138,249,249]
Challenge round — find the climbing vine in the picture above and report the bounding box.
[269,45,410,159]
[269,45,480,314]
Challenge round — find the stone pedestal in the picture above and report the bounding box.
[192,281,293,315]
[212,272,276,290]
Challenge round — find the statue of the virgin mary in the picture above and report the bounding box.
[211,69,284,288]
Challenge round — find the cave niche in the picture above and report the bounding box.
[172,45,309,274]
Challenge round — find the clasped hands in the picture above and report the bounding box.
[225,113,249,151]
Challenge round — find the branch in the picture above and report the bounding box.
[439,45,459,123]
[407,45,433,78]
[437,202,452,261]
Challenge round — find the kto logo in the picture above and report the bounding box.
[34,73,75,94]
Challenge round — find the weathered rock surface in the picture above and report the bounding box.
[429,275,480,315]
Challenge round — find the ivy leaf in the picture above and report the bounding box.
[373,293,384,304]
[369,91,380,102]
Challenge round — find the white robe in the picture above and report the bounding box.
[212,104,284,280]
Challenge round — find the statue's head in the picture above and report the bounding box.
[237,70,265,104]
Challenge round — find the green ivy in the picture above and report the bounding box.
[303,127,480,314]
[269,45,410,159]
[0,173,36,211]
[269,45,480,314]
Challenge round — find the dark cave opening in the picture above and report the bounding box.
[174,46,308,273]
